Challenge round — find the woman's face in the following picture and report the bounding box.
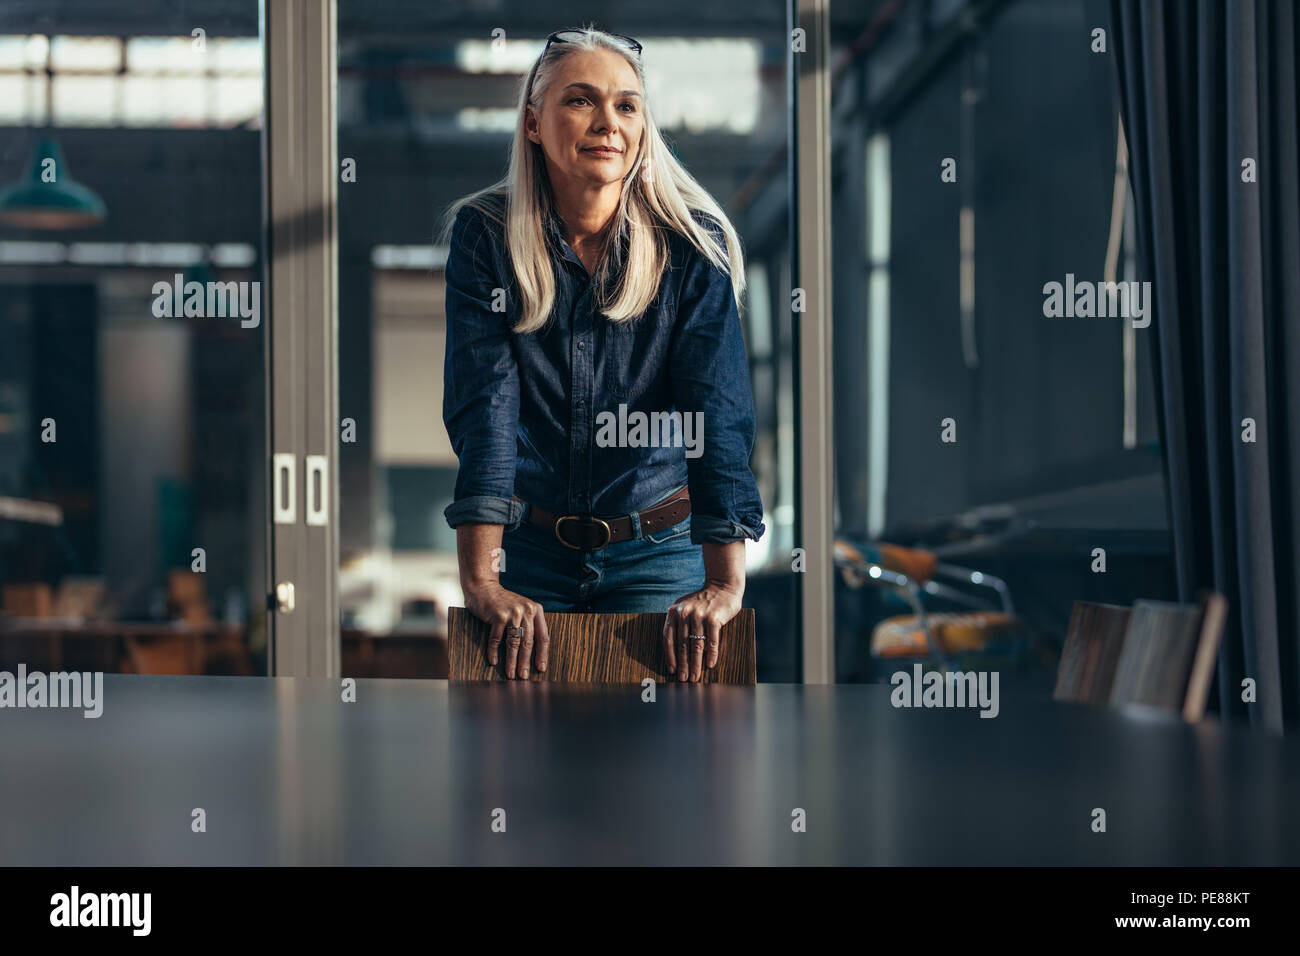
[526,48,645,191]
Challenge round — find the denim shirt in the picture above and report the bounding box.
[441,199,766,546]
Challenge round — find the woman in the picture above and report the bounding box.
[442,27,765,683]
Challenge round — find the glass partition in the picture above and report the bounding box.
[828,0,1169,683]
[335,1,797,678]
[0,1,267,675]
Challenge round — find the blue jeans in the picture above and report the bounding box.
[497,507,706,612]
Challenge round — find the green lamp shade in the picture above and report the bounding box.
[0,138,107,230]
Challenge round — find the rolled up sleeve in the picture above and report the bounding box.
[442,206,522,530]
[669,237,767,546]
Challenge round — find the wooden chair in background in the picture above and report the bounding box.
[1054,593,1226,721]
[1108,592,1226,721]
[448,607,756,684]
[1052,601,1133,705]
[122,632,206,675]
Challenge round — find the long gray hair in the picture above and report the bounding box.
[444,26,746,334]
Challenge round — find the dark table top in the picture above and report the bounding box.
[1,675,1295,865]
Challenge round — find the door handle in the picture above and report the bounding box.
[275,581,295,613]
[306,454,328,526]
[272,453,296,524]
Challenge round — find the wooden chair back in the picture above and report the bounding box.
[449,607,756,684]
[1108,592,1226,720]
[1053,601,1132,705]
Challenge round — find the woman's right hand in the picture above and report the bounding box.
[464,583,550,680]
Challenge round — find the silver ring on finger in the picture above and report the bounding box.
[504,624,524,641]
[688,634,706,642]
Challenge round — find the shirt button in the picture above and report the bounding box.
[577,399,585,407]
[577,341,585,349]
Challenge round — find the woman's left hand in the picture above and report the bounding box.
[663,583,744,682]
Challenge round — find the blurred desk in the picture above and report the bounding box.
[0,677,1294,865]
[930,526,1171,561]
[927,474,1172,561]
[0,619,252,675]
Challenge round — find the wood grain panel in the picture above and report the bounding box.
[1053,601,1132,705]
[1110,598,1216,714]
[449,607,756,684]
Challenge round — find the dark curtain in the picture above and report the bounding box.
[1109,0,1300,733]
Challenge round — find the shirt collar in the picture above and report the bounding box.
[544,207,565,243]
[545,206,631,267]
[544,208,582,269]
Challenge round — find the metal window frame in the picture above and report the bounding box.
[263,0,340,677]
[792,0,835,684]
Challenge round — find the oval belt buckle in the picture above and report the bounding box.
[555,515,612,551]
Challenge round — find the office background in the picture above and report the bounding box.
[1,0,1291,730]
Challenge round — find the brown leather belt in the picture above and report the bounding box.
[518,486,691,551]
